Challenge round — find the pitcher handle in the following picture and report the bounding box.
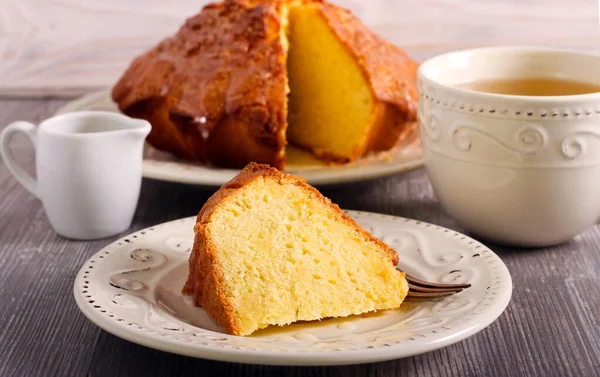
[0,121,39,198]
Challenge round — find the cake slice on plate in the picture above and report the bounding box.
[182,162,408,336]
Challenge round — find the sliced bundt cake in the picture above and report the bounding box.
[182,162,408,336]
[112,0,418,169]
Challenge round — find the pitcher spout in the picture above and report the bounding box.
[126,119,152,140]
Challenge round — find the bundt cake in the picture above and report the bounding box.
[182,162,409,336]
[112,0,419,169]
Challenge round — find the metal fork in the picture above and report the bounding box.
[400,270,472,298]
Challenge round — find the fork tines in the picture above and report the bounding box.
[403,272,471,298]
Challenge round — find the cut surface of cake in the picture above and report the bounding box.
[112,0,419,169]
[182,162,408,336]
[287,2,418,162]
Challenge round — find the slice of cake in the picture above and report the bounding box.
[182,162,408,336]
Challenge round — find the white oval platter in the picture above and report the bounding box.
[56,90,424,187]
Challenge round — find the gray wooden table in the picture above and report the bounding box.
[1,99,599,377]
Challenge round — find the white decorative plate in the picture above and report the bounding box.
[55,90,423,187]
[73,210,512,366]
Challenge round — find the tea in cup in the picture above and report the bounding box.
[417,47,600,247]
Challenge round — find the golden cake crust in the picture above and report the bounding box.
[182,162,402,335]
[112,0,288,168]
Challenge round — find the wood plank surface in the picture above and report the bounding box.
[1,0,599,97]
[1,99,599,376]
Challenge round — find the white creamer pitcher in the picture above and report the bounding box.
[0,111,151,240]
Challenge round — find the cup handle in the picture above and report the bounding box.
[0,121,39,198]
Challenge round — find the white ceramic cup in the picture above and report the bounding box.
[417,47,600,247]
[0,111,151,240]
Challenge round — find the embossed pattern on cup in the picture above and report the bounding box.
[418,47,600,247]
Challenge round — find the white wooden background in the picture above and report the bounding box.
[1,0,599,97]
